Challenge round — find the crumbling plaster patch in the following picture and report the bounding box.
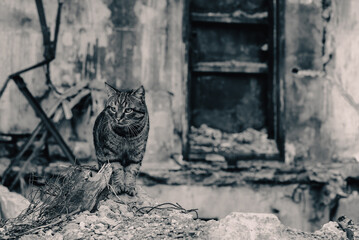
[285,0,359,162]
[132,0,187,164]
[322,0,359,160]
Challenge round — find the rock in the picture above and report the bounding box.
[209,212,349,240]
[336,216,358,240]
[208,212,285,240]
[20,234,47,240]
[62,229,84,240]
[119,204,134,218]
[53,233,64,240]
[99,216,117,227]
[313,221,347,239]
[0,185,30,219]
[79,221,86,229]
[62,222,80,232]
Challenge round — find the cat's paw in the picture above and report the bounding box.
[125,186,136,196]
[113,184,126,194]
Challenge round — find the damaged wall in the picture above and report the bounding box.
[143,184,329,232]
[322,0,359,161]
[0,0,113,159]
[1,0,358,164]
[285,0,359,162]
[0,0,188,165]
[120,0,188,166]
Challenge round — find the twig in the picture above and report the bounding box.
[18,208,80,238]
[1,208,80,239]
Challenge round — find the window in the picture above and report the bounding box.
[187,0,285,162]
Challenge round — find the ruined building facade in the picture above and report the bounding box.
[0,0,358,232]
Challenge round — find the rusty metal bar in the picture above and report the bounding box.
[12,76,77,165]
[53,1,63,55]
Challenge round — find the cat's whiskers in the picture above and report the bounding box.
[127,124,138,136]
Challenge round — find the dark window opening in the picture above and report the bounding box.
[187,0,285,162]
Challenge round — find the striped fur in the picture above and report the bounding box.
[93,83,149,196]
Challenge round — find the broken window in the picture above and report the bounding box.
[187,0,284,163]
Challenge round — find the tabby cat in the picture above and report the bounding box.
[93,83,149,196]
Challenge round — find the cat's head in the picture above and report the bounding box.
[104,83,147,127]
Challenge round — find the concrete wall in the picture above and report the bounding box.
[0,0,188,164]
[0,0,114,155]
[1,0,358,164]
[285,0,359,162]
[143,184,329,232]
[1,0,359,233]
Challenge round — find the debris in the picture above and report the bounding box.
[1,161,357,239]
[313,221,347,240]
[208,212,285,239]
[337,216,355,240]
[0,185,30,219]
[189,124,279,160]
[0,164,111,238]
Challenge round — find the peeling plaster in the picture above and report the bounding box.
[286,0,359,162]
[322,0,359,160]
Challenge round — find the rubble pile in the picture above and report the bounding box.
[189,124,279,161]
[1,183,359,239]
[1,162,359,239]
[1,187,212,240]
[51,198,210,240]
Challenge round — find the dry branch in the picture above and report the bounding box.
[0,163,112,239]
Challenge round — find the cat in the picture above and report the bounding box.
[93,83,149,196]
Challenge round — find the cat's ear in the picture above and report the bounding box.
[133,85,145,100]
[105,82,118,96]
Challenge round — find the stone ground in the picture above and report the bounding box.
[1,186,358,240]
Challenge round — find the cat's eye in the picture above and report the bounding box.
[125,108,133,114]
[109,107,116,112]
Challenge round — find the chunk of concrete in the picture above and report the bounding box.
[0,185,30,219]
[208,212,347,240]
[208,212,285,240]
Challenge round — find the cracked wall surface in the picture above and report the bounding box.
[0,0,188,164]
[0,0,112,154]
[323,0,359,161]
[107,0,188,165]
[1,0,358,164]
[285,0,359,162]
[1,0,359,233]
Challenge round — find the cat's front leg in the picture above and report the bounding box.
[111,162,126,194]
[124,163,141,196]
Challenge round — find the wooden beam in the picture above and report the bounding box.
[276,0,286,161]
[192,61,268,74]
[191,12,268,25]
